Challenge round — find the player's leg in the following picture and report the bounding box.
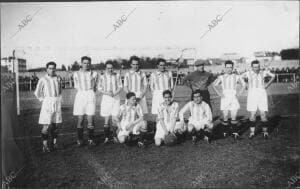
[49,123,59,150]
[87,115,96,146]
[41,124,50,152]
[187,123,197,144]
[249,111,257,139]
[111,116,120,143]
[154,121,167,146]
[76,115,84,146]
[203,122,213,143]
[258,89,269,139]
[103,116,111,144]
[260,111,269,139]
[133,121,147,148]
[222,110,231,137]
[230,110,239,139]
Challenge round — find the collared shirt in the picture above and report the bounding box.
[118,103,143,123]
[124,70,148,93]
[157,101,179,123]
[73,70,98,91]
[179,101,212,122]
[213,73,245,90]
[149,70,174,91]
[34,74,62,98]
[241,70,275,89]
[182,70,215,91]
[98,72,122,93]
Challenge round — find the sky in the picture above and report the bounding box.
[1,1,299,69]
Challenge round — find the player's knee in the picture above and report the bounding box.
[155,139,162,146]
[41,125,49,134]
[118,136,126,143]
[188,124,194,132]
[87,124,94,129]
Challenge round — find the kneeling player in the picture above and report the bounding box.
[212,60,246,140]
[34,61,62,152]
[154,90,185,146]
[179,89,213,144]
[117,92,147,148]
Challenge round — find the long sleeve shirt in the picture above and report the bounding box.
[98,72,123,93]
[241,70,275,89]
[182,71,215,91]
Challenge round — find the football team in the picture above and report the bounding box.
[34,56,275,152]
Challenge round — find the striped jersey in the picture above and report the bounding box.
[213,73,245,90]
[149,71,174,91]
[157,101,179,123]
[34,74,62,98]
[118,103,143,123]
[124,70,148,93]
[241,70,275,89]
[98,72,122,93]
[179,101,212,122]
[73,70,98,91]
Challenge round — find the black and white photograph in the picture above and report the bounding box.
[1,1,299,188]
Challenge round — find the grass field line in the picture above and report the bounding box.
[81,152,132,188]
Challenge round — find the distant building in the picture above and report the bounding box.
[1,57,27,72]
[254,51,281,62]
[220,53,245,63]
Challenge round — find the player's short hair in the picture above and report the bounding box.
[129,56,140,64]
[81,56,91,63]
[157,58,166,65]
[224,60,234,67]
[251,60,260,67]
[126,92,136,99]
[46,61,56,68]
[163,90,172,97]
[191,89,202,100]
[105,60,114,67]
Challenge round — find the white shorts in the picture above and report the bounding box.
[220,90,240,111]
[154,121,186,140]
[39,96,62,125]
[247,88,268,112]
[117,121,146,138]
[151,90,164,114]
[73,90,96,116]
[100,94,120,117]
[188,118,213,130]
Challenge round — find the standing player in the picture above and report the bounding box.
[179,90,213,144]
[98,61,123,144]
[149,58,174,115]
[155,90,185,146]
[124,56,148,114]
[73,56,98,147]
[241,60,275,139]
[116,92,147,148]
[212,60,246,139]
[34,62,62,152]
[182,60,215,108]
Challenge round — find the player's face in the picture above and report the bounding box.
[106,64,113,74]
[163,93,172,105]
[252,63,260,73]
[193,93,203,104]
[131,60,139,72]
[158,62,166,72]
[81,59,91,71]
[225,64,233,74]
[47,65,56,76]
[128,95,137,106]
